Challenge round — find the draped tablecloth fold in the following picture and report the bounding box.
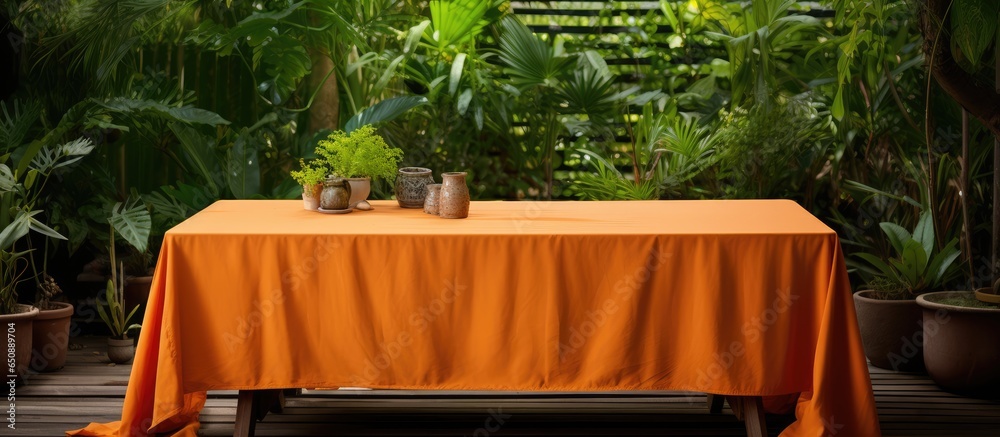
[69,199,879,437]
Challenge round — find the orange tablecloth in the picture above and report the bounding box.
[69,199,879,436]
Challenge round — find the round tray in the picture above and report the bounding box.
[317,207,353,214]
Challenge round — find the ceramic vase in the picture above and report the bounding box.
[438,172,470,219]
[320,177,352,210]
[424,184,442,215]
[395,167,435,208]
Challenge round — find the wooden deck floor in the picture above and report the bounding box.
[15,337,1000,436]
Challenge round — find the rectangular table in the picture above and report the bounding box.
[70,199,880,436]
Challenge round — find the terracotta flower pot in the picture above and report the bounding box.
[301,184,321,210]
[0,304,40,383]
[31,302,74,372]
[916,290,1000,398]
[853,291,925,371]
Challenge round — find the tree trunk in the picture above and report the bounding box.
[308,52,339,133]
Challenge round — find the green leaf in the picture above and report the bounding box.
[899,239,928,286]
[0,164,15,192]
[456,89,473,115]
[832,87,845,119]
[404,21,431,54]
[98,98,229,126]
[879,222,911,254]
[345,96,429,133]
[96,287,114,334]
[427,0,490,49]
[26,211,66,241]
[498,16,567,88]
[856,253,900,282]
[61,216,89,255]
[165,107,230,126]
[371,54,405,97]
[109,199,151,253]
[23,169,37,190]
[124,305,141,327]
[927,239,961,286]
[0,213,30,251]
[225,132,261,199]
[951,0,999,69]
[660,1,679,28]
[449,53,467,96]
[256,35,311,104]
[170,123,220,197]
[912,211,935,256]
[236,1,305,26]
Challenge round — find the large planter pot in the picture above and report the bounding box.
[30,302,74,372]
[853,291,925,371]
[107,337,135,364]
[0,304,40,383]
[916,290,1000,397]
[394,167,434,208]
[124,275,153,324]
[346,177,371,209]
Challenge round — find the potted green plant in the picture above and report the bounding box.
[96,226,142,364]
[852,210,960,371]
[290,159,329,210]
[909,0,1000,399]
[315,125,403,210]
[0,211,43,382]
[108,198,153,324]
[2,134,94,380]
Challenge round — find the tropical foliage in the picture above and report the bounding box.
[1,0,998,304]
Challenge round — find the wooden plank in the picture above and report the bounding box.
[16,336,1000,437]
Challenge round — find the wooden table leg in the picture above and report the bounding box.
[724,396,767,437]
[706,393,725,414]
[234,389,288,437]
[234,390,257,437]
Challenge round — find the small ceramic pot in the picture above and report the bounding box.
[439,172,470,219]
[107,337,135,364]
[302,184,321,210]
[424,184,442,215]
[320,177,352,210]
[395,167,434,208]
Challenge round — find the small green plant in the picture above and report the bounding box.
[315,125,402,180]
[289,159,329,187]
[855,211,961,300]
[96,228,141,340]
